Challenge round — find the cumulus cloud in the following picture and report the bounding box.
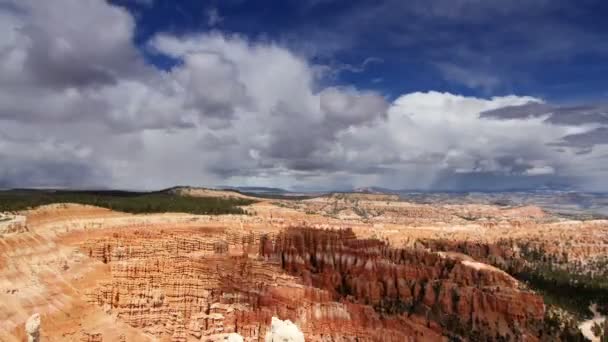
[149,32,389,177]
[2,0,145,88]
[0,0,606,191]
[0,0,389,189]
[372,92,584,189]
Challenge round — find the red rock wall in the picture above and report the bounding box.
[261,227,545,341]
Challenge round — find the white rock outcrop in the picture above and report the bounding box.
[25,313,41,342]
[0,214,27,235]
[264,317,305,342]
[227,332,244,342]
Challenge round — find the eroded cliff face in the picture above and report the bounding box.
[261,228,545,341]
[81,227,444,341]
[417,227,608,340]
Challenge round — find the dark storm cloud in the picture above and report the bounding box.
[480,102,608,125]
[199,132,239,148]
[267,126,322,160]
[493,156,540,175]
[430,171,575,192]
[9,0,146,89]
[176,53,252,122]
[0,159,108,189]
[320,87,389,129]
[480,102,553,120]
[24,29,122,88]
[548,106,608,125]
[263,89,388,163]
[553,127,608,149]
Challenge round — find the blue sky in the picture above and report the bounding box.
[112,0,608,103]
[1,0,607,191]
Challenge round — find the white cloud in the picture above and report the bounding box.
[0,0,606,191]
[524,165,555,176]
[331,91,594,189]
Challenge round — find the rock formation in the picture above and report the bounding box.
[0,214,27,235]
[227,332,245,342]
[76,223,551,340]
[25,313,40,342]
[2,197,606,341]
[261,227,545,340]
[80,226,445,341]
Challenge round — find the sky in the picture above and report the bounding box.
[0,0,607,191]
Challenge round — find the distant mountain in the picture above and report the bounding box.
[352,186,397,194]
[358,183,577,194]
[218,186,289,194]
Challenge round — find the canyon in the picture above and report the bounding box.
[1,191,607,341]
